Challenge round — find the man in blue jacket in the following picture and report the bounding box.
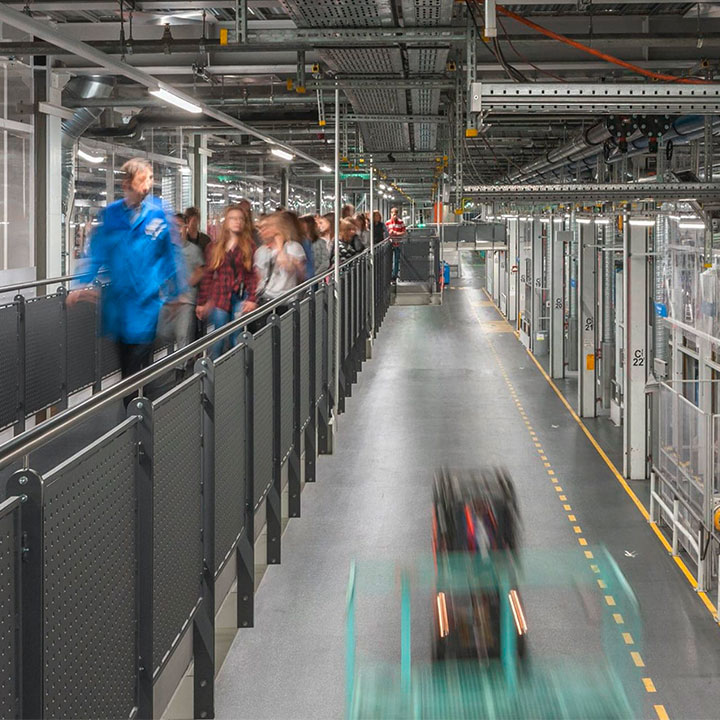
[69,157,185,389]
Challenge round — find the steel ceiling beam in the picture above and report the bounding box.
[462,183,720,202]
[471,82,720,115]
[0,3,326,167]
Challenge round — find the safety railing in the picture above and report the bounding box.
[0,241,393,719]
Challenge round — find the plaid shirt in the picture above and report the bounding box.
[197,243,258,312]
[385,216,406,245]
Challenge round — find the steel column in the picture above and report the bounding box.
[506,218,519,324]
[550,223,567,379]
[623,219,650,480]
[531,217,545,355]
[191,134,208,227]
[333,88,341,423]
[577,222,597,417]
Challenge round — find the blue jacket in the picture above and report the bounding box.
[75,196,185,343]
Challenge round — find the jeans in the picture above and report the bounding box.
[209,294,244,360]
[118,341,153,408]
[392,244,401,279]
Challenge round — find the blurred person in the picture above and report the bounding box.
[238,198,261,244]
[301,214,330,275]
[196,204,258,359]
[185,206,211,253]
[341,203,355,219]
[339,218,364,260]
[385,206,406,281]
[254,212,306,313]
[69,157,185,402]
[354,213,370,248]
[372,210,386,244]
[283,210,315,279]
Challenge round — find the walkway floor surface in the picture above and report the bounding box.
[215,257,720,720]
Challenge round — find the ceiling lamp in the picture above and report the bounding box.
[149,87,202,114]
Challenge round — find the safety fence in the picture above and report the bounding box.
[0,241,394,719]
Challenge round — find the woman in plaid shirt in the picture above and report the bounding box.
[196,204,258,358]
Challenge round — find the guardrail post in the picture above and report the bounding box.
[306,289,317,483]
[129,398,154,720]
[267,315,282,566]
[194,357,215,720]
[6,468,43,720]
[671,499,679,556]
[237,331,255,629]
[289,300,301,519]
[58,286,69,411]
[318,285,333,455]
[14,294,26,435]
[93,280,103,393]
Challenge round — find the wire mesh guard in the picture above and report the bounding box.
[346,548,641,719]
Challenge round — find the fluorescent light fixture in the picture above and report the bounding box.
[320,165,332,173]
[678,221,706,230]
[271,147,294,161]
[628,217,655,227]
[553,218,563,224]
[379,183,386,190]
[207,182,225,189]
[594,218,611,225]
[576,218,592,225]
[540,217,550,224]
[149,87,202,114]
[78,148,105,164]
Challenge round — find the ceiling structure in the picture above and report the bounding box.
[0,0,719,204]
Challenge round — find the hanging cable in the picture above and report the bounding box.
[494,3,709,85]
[498,16,566,82]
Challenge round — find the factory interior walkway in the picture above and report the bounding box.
[215,253,720,720]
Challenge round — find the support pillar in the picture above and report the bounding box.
[316,178,323,215]
[280,167,289,209]
[191,134,208,228]
[531,217,545,355]
[506,218,519,324]
[577,221,596,418]
[550,221,567,379]
[567,209,579,371]
[623,218,650,480]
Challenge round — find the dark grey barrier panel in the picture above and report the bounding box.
[0,496,21,720]
[100,335,121,379]
[213,344,247,576]
[42,419,139,720]
[24,294,63,416]
[314,287,324,404]
[299,298,311,428]
[252,325,273,508]
[279,311,294,462]
[66,301,97,394]
[152,376,203,675]
[0,302,18,430]
[327,285,335,405]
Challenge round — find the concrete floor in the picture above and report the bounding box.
[215,255,720,720]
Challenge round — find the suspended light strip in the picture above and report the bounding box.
[271,147,294,161]
[320,165,332,173]
[678,221,706,230]
[628,217,656,227]
[78,148,105,164]
[149,87,202,114]
[576,217,592,225]
[594,218,612,225]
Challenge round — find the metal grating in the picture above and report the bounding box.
[280,0,394,27]
[324,48,403,76]
[315,288,324,403]
[279,312,294,461]
[43,420,138,720]
[0,302,18,429]
[0,501,20,720]
[24,294,63,416]
[253,326,274,507]
[67,301,97,394]
[152,378,203,675]
[401,0,453,25]
[213,345,246,575]
[299,299,311,427]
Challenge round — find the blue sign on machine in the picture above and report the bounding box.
[655,302,668,318]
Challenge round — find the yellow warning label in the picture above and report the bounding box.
[219,28,228,45]
[586,353,595,371]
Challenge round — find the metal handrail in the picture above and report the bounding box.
[0,242,387,469]
[0,272,90,295]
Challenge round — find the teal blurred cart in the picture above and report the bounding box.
[346,548,641,719]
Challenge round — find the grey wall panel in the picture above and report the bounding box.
[314,289,324,402]
[0,506,19,720]
[280,313,294,459]
[25,294,63,415]
[43,421,138,720]
[152,378,203,674]
[299,299,311,426]
[253,327,273,507]
[67,301,97,393]
[0,303,18,429]
[213,345,246,575]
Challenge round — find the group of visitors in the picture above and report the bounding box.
[70,157,407,388]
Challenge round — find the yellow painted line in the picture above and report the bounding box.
[643,678,656,693]
[578,538,588,546]
[547,469,555,476]
[585,550,594,559]
[540,455,547,461]
[568,514,576,522]
[534,442,542,448]
[554,486,562,492]
[622,632,634,645]
[597,579,607,590]
[654,705,669,720]
[631,651,645,668]
[563,504,572,511]
[605,595,616,606]
[559,495,567,501]
[573,526,582,534]
[551,478,558,484]
[527,426,533,431]
[613,613,624,624]
[590,564,599,573]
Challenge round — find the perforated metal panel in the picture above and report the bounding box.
[314,289,324,402]
[280,0,394,27]
[0,302,18,429]
[299,299,311,427]
[25,294,63,415]
[43,420,138,720]
[401,0,453,25]
[328,287,335,396]
[408,48,447,150]
[253,326,273,507]
[67,301,97,393]
[152,378,203,674]
[0,501,20,720]
[213,345,246,575]
[100,335,121,378]
[279,313,294,460]
[342,275,350,363]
